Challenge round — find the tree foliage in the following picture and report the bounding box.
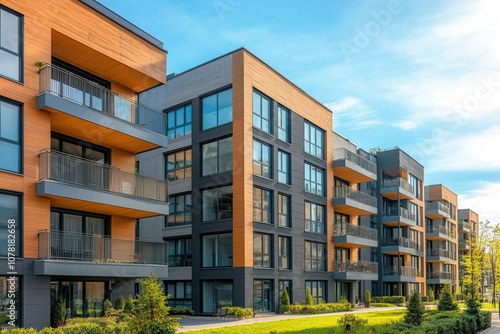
[437,284,458,311]
[404,292,425,326]
[305,288,314,305]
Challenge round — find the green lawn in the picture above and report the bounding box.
[183,309,405,334]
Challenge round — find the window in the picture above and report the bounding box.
[202,88,232,130]
[304,121,324,159]
[202,137,232,176]
[0,276,20,326]
[279,280,292,304]
[305,281,326,304]
[277,193,291,228]
[202,280,233,313]
[277,150,291,185]
[278,236,291,270]
[253,139,272,178]
[304,162,325,196]
[408,201,419,225]
[0,191,21,257]
[0,99,21,173]
[202,186,233,221]
[166,104,192,140]
[253,279,273,312]
[278,105,290,143]
[51,281,104,318]
[166,149,192,181]
[252,90,272,134]
[166,194,192,227]
[305,201,325,234]
[0,5,22,82]
[202,233,232,267]
[305,241,326,271]
[253,188,272,224]
[408,173,420,198]
[167,239,192,267]
[166,281,192,307]
[254,233,272,268]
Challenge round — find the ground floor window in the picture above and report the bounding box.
[254,279,273,312]
[50,281,105,318]
[306,281,326,304]
[0,276,20,327]
[409,283,419,295]
[201,280,233,313]
[166,281,192,307]
[335,281,351,302]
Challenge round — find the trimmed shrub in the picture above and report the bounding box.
[286,301,353,314]
[371,296,405,304]
[169,306,195,315]
[115,296,126,311]
[335,314,368,333]
[305,288,313,305]
[224,306,254,319]
[279,288,291,313]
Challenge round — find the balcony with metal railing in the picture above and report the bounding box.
[426,201,451,219]
[382,207,419,227]
[458,220,471,233]
[426,223,456,241]
[381,177,420,200]
[383,265,422,281]
[333,148,377,183]
[427,270,456,284]
[459,239,470,250]
[333,260,378,280]
[333,186,377,216]
[426,248,456,262]
[37,149,168,218]
[35,230,168,278]
[333,223,378,248]
[382,236,423,256]
[37,64,167,153]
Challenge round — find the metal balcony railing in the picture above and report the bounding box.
[382,236,420,250]
[38,64,167,135]
[382,177,420,199]
[383,207,417,223]
[334,223,378,241]
[426,224,455,238]
[38,149,167,202]
[333,148,377,174]
[427,271,455,280]
[334,186,377,207]
[459,221,471,231]
[426,201,450,214]
[334,260,378,274]
[383,265,420,277]
[426,248,456,260]
[38,230,167,265]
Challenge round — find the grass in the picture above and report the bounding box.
[182,309,405,334]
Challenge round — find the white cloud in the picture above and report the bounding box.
[459,181,500,224]
[325,96,381,131]
[392,120,417,130]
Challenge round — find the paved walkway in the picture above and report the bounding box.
[479,312,500,334]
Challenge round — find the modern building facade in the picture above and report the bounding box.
[457,208,479,291]
[0,0,168,328]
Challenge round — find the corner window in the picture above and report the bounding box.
[0,5,22,82]
[202,186,233,221]
[304,121,324,159]
[252,90,272,134]
[305,201,325,234]
[166,149,192,181]
[202,233,232,267]
[254,233,272,268]
[305,241,326,271]
[166,193,192,227]
[202,137,232,176]
[278,105,291,143]
[166,104,192,140]
[202,88,232,130]
[304,162,325,196]
[277,150,291,185]
[253,139,272,178]
[0,191,21,257]
[253,187,272,224]
[0,98,21,173]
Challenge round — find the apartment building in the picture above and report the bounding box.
[457,209,479,290]
[137,48,334,314]
[425,185,459,296]
[0,0,168,328]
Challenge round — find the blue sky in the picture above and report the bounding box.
[98,0,500,223]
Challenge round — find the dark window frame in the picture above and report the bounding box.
[253,187,272,224]
[277,105,291,143]
[305,201,325,234]
[277,193,291,228]
[166,104,192,140]
[165,148,192,181]
[253,232,273,268]
[0,190,22,258]
[167,238,192,267]
[304,162,325,197]
[304,121,324,159]
[166,193,192,227]
[278,235,292,270]
[0,97,22,173]
[201,185,233,222]
[252,89,273,134]
[201,136,233,176]
[0,5,23,83]
[277,150,291,185]
[305,240,326,271]
[201,88,233,131]
[253,139,272,179]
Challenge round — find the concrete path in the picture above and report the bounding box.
[479,312,500,334]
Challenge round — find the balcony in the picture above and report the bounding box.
[459,240,470,251]
[383,265,421,282]
[382,237,423,256]
[333,223,378,248]
[459,221,471,233]
[37,149,168,218]
[333,187,377,216]
[333,148,377,183]
[38,64,167,153]
[426,224,455,241]
[427,271,456,284]
[426,201,450,219]
[380,177,418,200]
[333,260,378,281]
[426,248,456,262]
[35,230,168,278]
[382,207,418,227]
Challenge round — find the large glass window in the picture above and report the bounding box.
[252,90,272,134]
[304,162,325,196]
[409,173,420,198]
[166,104,192,140]
[202,233,232,267]
[277,150,291,185]
[253,280,273,312]
[305,241,326,271]
[253,187,272,224]
[305,281,326,304]
[0,191,21,257]
[253,139,272,178]
[277,193,291,228]
[254,233,272,268]
[166,281,192,307]
[166,149,192,181]
[0,276,20,326]
[202,88,232,130]
[202,137,232,176]
[202,186,233,221]
[51,281,105,318]
[202,280,233,313]
[278,105,290,143]
[304,121,324,159]
[167,194,192,227]
[0,6,22,82]
[305,201,325,234]
[167,238,192,267]
[279,236,291,270]
[0,99,21,173]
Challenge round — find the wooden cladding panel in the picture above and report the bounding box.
[111,216,135,240]
[427,184,458,206]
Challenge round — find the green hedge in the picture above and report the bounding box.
[224,306,254,319]
[282,301,353,314]
[169,306,195,315]
[371,296,405,304]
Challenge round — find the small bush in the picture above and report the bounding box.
[404,292,424,326]
[115,296,126,310]
[103,299,113,314]
[437,285,458,311]
[279,288,291,313]
[305,288,313,305]
[224,306,254,319]
[169,306,195,315]
[371,296,405,304]
[286,301,353,314]
[370,303,397,307]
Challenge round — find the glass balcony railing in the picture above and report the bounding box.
[334,186,377,207]
[383,207,417,223]
[333,148,377,173]
[382,177,421,199]
[426,201,450,214]
[382,236,420,250]
[383,265,420,277]
[426,248,456,260]
[427,271,455,280]
[38,149,168,202]
[334,223,378,241]
[38,64,167,135]
[334,260,378,274]
[426,224,456,238]
[459,221,471,231]
[38,230,167,265]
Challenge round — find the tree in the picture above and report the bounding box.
[462,231,484,315]
[127,274,179,334]
[305,288,314,305]
[427,287,434,302]
[404,292,425,326]
[437,284,458,311]
[279,288,290,313]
